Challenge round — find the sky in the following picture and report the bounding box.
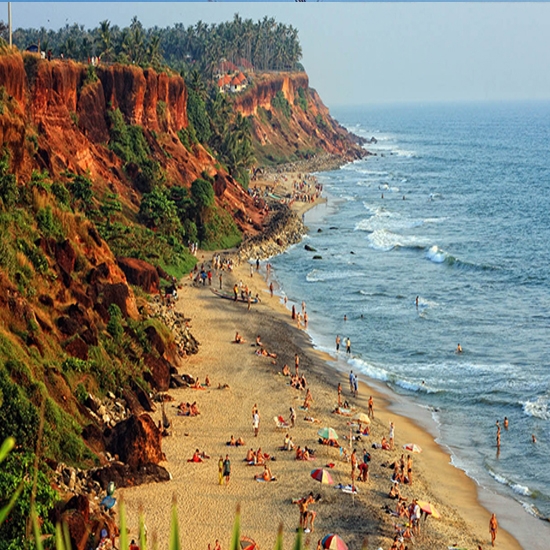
[2,2,550,106]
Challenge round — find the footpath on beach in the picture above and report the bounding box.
[119,166,521,550]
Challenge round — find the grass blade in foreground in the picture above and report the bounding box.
[119,498,129,550]
[169,496,181,550]
[230,504,241,550]
[31,506,44,550]
[274,523,284,550]
[140,510,148,550]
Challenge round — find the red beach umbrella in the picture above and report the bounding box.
[403,443,422,453]
[321,534,348,550]
[310,468,334,484]
[240,537,259,550]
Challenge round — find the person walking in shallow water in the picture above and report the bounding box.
[346,337,351,355]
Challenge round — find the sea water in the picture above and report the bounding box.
[269,101,550,545]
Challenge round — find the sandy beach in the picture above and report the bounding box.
[119,175,522,550]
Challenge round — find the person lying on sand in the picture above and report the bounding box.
[218,383,230,390]
[254,463,276,481]
[191,378,205,390]
[234,332,246,344]
[255,347,277,358]
[319,437,339,447]
[227,435,245,447]
[305,416,321,423]
[189,402,200,416]
[177,402,190,416]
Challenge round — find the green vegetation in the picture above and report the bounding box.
[83,64,98,87]
[271,91,292,119]
[106,108,165,193]
[12,15,303,74]
[295,87,308,112]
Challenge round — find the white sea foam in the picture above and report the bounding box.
[367,229,427,252]
[522,396,550,420]
[488,470,532,496]
[425,245,447,263]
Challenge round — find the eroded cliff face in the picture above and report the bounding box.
[233,72,366,163]
[0,53,259,228]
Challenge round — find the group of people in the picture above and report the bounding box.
[177,401,200,416]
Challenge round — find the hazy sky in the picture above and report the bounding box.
[3,2,550,106]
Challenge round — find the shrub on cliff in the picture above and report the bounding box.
[0,153,18,209]
[106,108,164,193]
[138,187,183,237]
[272,91,292,119]
[186,88,211,144]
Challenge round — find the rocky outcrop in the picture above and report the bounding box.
[104,413,164,468]
[234,203,305,263]
[117,257,160,293]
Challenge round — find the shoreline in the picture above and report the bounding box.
[284,188,549,549]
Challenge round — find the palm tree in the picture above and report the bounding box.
[97,19,113,61]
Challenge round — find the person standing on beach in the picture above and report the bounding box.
[270,282,274,297]
[223,455,231,485]
[233,283,238,301]
[292,305,296,319]
[353,374,358,397]
[295,354,300,376]
[219,273,223,290]
[349,371,354,393]
[346,337,351,355]
[336,335,341,352]
[368,396,375,419]
[489,513,498,546]
[218,456,224,485]
[337,383,342,407]
[389,421,395,450]
[290,406,296,428]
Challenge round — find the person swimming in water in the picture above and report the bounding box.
[456,343,463,353]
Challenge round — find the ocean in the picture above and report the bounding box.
[269,101,550,546]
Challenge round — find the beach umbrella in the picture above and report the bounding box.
[403,443,422,453]
[311,468,334,484]
[416,501,441,519]
[321,534,348,550]
[353,412,371,425]
[240,537,259,550]
[318,427,339,441]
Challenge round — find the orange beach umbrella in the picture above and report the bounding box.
[416,500,440,519]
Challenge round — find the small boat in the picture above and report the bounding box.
[211,289,259,303]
